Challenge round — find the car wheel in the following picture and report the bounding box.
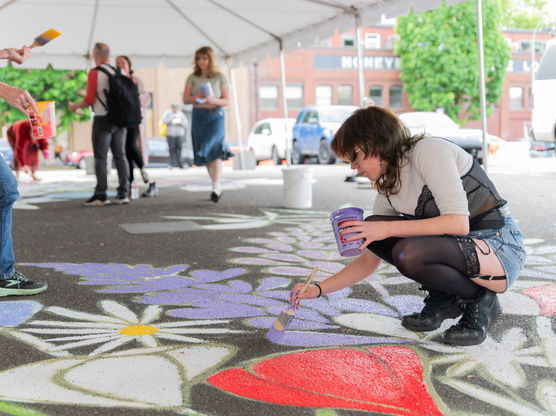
[317,139,335,164]
[290,141,304,165]
[270,146,281,165]
[78,158,86,169]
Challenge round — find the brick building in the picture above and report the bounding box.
[253,25,555,141]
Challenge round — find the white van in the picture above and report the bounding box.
[532,38,556,142]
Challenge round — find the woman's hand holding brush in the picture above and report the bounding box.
[290,267,321,308]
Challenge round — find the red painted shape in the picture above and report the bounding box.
[523,284,556,315]
[207,346,443,415]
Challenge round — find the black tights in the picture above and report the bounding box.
[125,125,147,183]
[366,215,484,299]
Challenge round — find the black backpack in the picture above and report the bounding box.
[95,64,142,127]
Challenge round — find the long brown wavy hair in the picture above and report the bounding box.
[331,106,425,196]
[116,55,134,75]
[192,46,219,78]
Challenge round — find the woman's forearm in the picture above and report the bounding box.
[319,251,381,296]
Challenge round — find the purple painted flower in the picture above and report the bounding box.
[25,261,425,347]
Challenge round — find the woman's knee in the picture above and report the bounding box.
[391,239,423,276]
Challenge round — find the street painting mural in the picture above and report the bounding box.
[0,212,554,415]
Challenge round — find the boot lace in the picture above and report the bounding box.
[456,301,481,330]
[419,287,452,316]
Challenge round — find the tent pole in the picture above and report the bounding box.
[355,10,365,108]
[228,61,245,169]
[476,0,488,172]
[279,40,290,167]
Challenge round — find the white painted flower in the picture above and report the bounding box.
[334,312,447,341]
[423,317,554,389]
[0,344,235,409]
[20,300,243,356]
[165,208,329,231]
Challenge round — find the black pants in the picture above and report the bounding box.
[125,125,146,183]
[167,135,183,168]
[92,116,128,197]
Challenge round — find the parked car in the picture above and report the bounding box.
[65,149,93,169]
[247,118,295,164]
[145,136,193,167]
[528,138,555,158]
[0,138,14,164]
[398,112,503,164]
[291,105,358,164]
[66,137,194,169]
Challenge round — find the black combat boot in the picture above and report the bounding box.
[401,287,463,332]
[442,289,502,346]
[141,181,158,197]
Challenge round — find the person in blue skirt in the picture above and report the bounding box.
[183,46,233,203]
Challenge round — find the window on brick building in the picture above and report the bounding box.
[342,33,355,47]
[510,86,524,110]
[389,85,403,109]
[364,33,381,49]
[384,34,399,50]
[369,86,383,106]
[260,85,278,110]
[337,85,353,105]
[316,85,332,106]
[287,85,304,109]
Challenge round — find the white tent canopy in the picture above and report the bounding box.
[1,0,467,69]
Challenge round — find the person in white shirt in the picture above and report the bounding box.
[161,104,188,169]
[292,106,526,346]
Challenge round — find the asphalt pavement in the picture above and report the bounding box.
[0,146,554,416]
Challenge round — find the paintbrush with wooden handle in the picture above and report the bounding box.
[271,266,319,332]
[29,29,61,48]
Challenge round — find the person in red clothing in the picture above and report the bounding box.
[69,42,129,206]
[6,119,49,182]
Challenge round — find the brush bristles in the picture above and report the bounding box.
[35,29,61,45]
[273,308,294,331]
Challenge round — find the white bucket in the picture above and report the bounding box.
[282,167,313,209]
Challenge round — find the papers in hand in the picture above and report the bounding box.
[199,82,214,98]
[195,82,214,103]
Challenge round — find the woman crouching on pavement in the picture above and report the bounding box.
[292,106,526,346]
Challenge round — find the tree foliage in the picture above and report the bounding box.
[0,64,90,132]
[499,0,554,29]
[395,0,511,123]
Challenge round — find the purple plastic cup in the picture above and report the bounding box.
[329,207,364,257]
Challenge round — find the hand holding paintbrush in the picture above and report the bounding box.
[271,266,319,333]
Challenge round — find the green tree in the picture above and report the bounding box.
[0,64,90,132]
[395,0,511,123]
[499,0,554,29]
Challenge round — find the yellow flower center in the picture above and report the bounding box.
[119,325,159,336]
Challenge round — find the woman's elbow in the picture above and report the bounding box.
[454,218,470,235]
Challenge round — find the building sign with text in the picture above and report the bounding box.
[314,54,538,73]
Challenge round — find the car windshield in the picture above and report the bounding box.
[400,113,459,130]
[318,107,356,123]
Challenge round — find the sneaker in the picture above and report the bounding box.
[114,195,130,205]
[84,194,111,206]
[401,287,463,332]
[0,270,48,297]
